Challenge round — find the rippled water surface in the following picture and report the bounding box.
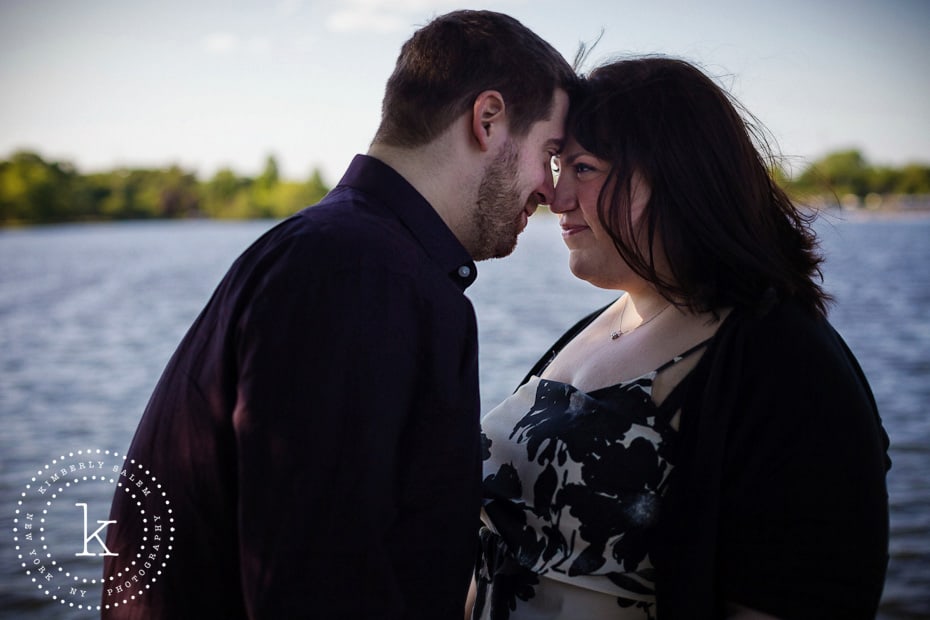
[1,212,928,618]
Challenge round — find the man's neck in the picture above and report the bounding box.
[367,138,481,251]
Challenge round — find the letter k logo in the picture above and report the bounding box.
[74,503,117,557]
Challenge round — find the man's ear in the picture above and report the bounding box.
[471,90,506,152]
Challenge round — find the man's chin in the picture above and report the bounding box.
[492,233,520,260]
[473,235,518,261]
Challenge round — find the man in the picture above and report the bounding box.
[102,10,575,619]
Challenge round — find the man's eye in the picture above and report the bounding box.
[550,155,561,174]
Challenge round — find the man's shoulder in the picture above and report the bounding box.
[222,192,432,299]
[267,190,417,258]
[298,185,403,232]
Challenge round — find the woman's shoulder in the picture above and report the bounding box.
[708,296,880,433]
[720,296,845,366]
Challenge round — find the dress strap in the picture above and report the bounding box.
[653,336,714,374]
[651,336,715,418]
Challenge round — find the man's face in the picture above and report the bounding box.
[469,89,570,261]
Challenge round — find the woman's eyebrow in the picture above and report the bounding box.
[559,151,585,164]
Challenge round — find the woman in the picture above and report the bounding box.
[472,57,890,619]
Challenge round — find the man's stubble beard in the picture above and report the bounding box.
[471,140,526,261]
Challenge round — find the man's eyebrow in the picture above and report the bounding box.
[545,138,565,152]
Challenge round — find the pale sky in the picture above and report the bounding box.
[1,0,928,184]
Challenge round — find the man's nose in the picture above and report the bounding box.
[534,172,555,207]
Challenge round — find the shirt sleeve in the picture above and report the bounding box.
[716,307,890,619]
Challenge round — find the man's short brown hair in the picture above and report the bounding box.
[374,10,577,148]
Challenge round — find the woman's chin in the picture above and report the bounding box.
[567,261,600,287]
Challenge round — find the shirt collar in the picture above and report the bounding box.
[338,155,478,290]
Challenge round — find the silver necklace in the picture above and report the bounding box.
[609,298,670,340]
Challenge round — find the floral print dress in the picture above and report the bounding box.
[473,340,710,620]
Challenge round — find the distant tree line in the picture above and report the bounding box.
[776,149,930,204]
[2,148,929,226]
[0,151,330,225]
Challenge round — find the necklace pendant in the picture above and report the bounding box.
[610,331,621,340]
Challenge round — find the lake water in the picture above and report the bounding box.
[1,211,928,618]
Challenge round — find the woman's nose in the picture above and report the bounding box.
[549,178,575,214]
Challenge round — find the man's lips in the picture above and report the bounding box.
[517,203,538,231]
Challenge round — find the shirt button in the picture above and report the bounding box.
[457,265,472,278]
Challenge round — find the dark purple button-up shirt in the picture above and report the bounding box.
[103,155,482,619]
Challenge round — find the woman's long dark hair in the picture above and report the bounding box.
[569,56,829,316]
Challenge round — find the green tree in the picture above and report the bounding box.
[796,149,871,198]
[155,166,200,218]
[245,155,281,218]
[894,164,930,194]
[0,150,333,224]
[304,168,329,204]
[0,151,78,223]
[256,155,280,191]
[96,169,163,218]
[867,166,900,195]
[802,150,869,198]
[203,168,251,218]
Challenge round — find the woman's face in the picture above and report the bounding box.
[551,137,651,290]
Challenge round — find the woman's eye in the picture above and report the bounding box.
[574,163,594,174]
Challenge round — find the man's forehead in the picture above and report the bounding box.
[547,89,570,148]
[525,90,568,147]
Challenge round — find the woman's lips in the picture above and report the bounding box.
[560,224,589,238]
